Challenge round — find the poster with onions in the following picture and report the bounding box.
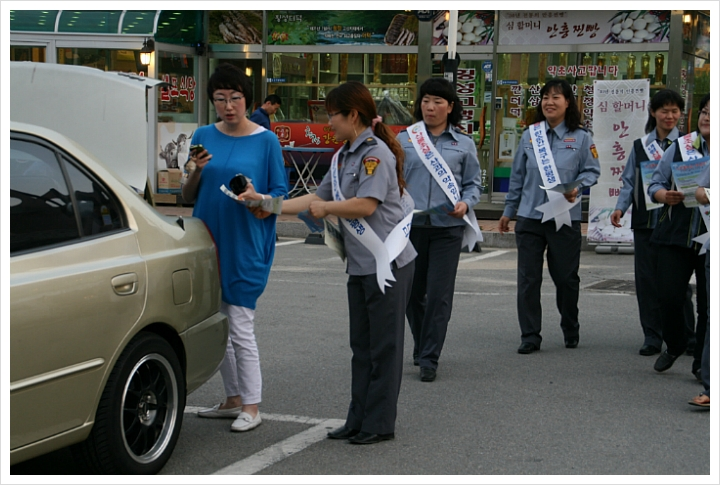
[498,10,669,45]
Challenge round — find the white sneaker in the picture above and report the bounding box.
[197,403,243,419]
[231,411,262,432]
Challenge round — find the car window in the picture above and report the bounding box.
[11,135,127,254]
[62,156,125,237]
[10,139,79,253]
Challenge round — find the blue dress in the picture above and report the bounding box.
[191,124,287,308]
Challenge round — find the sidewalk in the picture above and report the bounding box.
[154,204,591,250]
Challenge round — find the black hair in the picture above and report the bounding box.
[644,89,685,133]
[534,79,582,131]
[206,63,254,111]
[698,93,710,119]
[264,94,282,106]
[413,77,463,126]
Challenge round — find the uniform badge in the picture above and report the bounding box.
[451,142,458,146]
[363,156,380,175]
[590,144,599,158]
[564,138,576,143]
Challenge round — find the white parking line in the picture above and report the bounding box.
[275,240,305,247]
[459,250,509,264]
[184,407,344,475]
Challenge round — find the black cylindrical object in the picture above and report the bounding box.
[229,173,248,195]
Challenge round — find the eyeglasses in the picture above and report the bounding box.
[700,109,710,118]
[213,95,244,106]
[327,111,341,118]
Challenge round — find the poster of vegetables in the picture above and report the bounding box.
[208,11,263,45]
[267,11,418,45]
[432,11,494,46]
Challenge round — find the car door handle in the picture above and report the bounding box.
[112,273,138,296]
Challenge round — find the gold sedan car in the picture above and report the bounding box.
[10,121,229,474]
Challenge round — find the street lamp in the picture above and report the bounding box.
[140,38,155,66]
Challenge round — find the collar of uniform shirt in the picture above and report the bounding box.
[546,119,568,141]
[345,127,374,153]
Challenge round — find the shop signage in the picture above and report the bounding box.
[432,11,494,46]
[416,11,436,22]
[481,61,493,73]
[266,78,286,83]
[208,11,263,45]
[587,79,649,244]
[497,80,518,85]
[498,10,670,45]
[456,68,478,135]
[267,11,418,45]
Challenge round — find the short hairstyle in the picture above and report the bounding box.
[264,94,282,106]
[698,93,710,118]
[645,89,685,133]
[206,63,254,111]
[413,77,463,126]
[534,79,582,131]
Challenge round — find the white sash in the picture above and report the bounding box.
[678,132,702,161]
[640,133,664,161]
[529,122,580,231]
[330,150,413,293]
[408,121,482,249]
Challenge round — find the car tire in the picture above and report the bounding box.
[72,332,186,474]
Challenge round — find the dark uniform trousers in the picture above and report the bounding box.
[406,225,464,369]
[515,217,581,346]
[346,261,414,435]
[656,244,707,358]
[633,228,663,348]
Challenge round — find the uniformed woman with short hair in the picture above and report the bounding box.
[281,81,416,445]
[499,78,601,354]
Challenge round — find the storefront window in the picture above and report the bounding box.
[267,53,417,124]
[10,46,46,62]
[157,51,197,123]
[56,47,148,76]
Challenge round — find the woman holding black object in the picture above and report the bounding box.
[610,89,685,356]
[648,94,709,376]
[281,81,416,445]
[397,77,482,382]
[499,78,601,354]
[182,63,287,433]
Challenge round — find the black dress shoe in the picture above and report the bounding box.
[517,342,540,354]
[565,338,579,349]
[327,425,360,440]
[654,350,680,372]
[420,367,436,382]
[348,431,395,445]
[639,344,661,356]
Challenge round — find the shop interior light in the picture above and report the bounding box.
[683,13,692,24]
[245,67,253,77]
[140,38,154,66]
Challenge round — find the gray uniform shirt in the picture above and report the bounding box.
[316,127,417,276]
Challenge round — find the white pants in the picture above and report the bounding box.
[219,303,262,405]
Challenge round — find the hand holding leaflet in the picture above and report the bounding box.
[298,210,325,233]
[538,179,583,194]
[220,185,284,214]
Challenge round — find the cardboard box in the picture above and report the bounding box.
[157,169,182,193]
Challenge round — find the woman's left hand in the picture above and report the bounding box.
[448,201,469,218]
[308,200,329,219]
[564,188,579,203]
[236,181,261,202]
[248,206,272,219]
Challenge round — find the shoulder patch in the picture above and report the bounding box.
[364,137,378,146]
[362,156,380,175]
[590,144,599,158]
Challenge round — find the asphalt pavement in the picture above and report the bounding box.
[11,236,713,481]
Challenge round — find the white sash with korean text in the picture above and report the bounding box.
[638,133,665,211]
[678,132,701,162]
[408,121,482,249]
[641,133,664,162]
[330,150,413,293]
[529,122,580,231]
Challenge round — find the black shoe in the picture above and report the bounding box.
[420,367,436,382]
[654,350,680,372]
[517,342,540,354]
[639,344,661,356]
[685,345,696,356]
[693,368,703,382]
[565,338,579,349]
[327,425,360,440]
[412,350,419,366]
[348,431,395,445]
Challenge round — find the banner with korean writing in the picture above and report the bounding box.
[267,11,418,45]
[587,79,649,244]
[498,10,670,45]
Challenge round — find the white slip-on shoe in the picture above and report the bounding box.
[231,411,262,432]
[197,403,243,419]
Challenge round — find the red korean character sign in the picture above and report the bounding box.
[587,79,650,244]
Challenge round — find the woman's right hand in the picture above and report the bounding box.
[610,209,623,228]
[498,215,511,234]
[661,189,685,206]
[191,148,212,172]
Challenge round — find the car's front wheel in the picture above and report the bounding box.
[73,332,186,474]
